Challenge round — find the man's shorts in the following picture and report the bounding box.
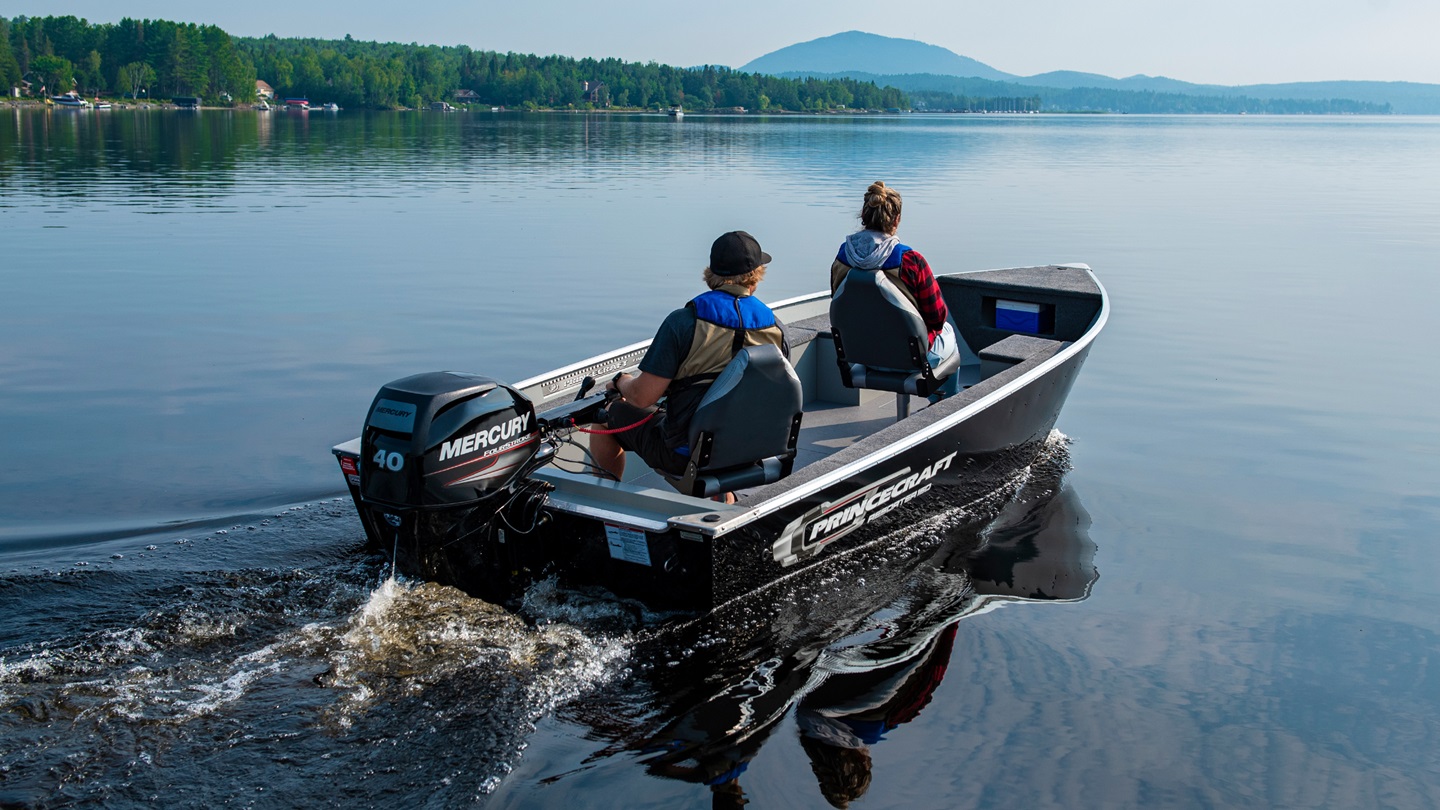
[605,400,691,476]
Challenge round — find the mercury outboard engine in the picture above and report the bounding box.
[362,371,541,508]
[356,371,552,586]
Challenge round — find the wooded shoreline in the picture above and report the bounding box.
[3,14,1392,115]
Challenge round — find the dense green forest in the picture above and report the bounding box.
[240,35,909,111]
[0,14,908,111]
[2,15,252,100]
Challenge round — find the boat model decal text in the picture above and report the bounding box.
[540,348,648,398]
[773,451,958,567]
[437,413,534,462]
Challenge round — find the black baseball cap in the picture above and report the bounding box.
[710,231,773,276]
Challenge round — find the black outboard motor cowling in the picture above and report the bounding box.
[360,371,540,511]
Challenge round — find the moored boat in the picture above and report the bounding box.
[51,93,91,108]
[331,264,1107,610]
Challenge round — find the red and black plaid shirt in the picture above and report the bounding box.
[899,250,949,343]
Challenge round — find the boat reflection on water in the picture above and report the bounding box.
[590,464,1096,808]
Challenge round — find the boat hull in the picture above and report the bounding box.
[710,340,1090,606]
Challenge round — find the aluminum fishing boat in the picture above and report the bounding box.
[331,263,1108,610]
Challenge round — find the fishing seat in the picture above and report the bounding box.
[664,344,804,498]
[829,269,961,420]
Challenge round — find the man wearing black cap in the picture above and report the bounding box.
[591,231,790,485]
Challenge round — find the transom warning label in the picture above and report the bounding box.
[604,523,652,566]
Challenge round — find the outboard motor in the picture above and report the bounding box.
[361,371,540,510]
[356,372,549,585]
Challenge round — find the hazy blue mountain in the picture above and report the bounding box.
[972,71,1440,113]
[748,32,1440,113]
[1019,71,1227,94]
[1224,81,1440,113]
[740,31,1012,81]
[777,71,1392,114]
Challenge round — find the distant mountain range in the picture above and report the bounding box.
[740,32,1440,114]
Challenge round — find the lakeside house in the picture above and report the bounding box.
[255,80,275,100]
[454,89,479,104]
[581,81,608,107]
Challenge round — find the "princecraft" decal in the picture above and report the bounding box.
[772,451,958,567]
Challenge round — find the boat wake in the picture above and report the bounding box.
[317,576,632,734]
[0,520,634,805]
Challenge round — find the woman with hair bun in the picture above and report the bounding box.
[829,181,961,398]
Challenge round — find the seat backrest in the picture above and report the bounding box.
[830,270,929,370]
[688,344,802,471]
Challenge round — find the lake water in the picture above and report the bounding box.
[2,108,1440,807]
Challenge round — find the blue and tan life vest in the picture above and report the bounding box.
[672,284,787,386]
[663,284,786,450]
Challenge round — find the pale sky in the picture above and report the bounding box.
[10,0,1440,86]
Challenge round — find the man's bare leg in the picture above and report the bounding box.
[589,432,625,480]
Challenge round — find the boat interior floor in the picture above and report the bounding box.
[565,362,986,498]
